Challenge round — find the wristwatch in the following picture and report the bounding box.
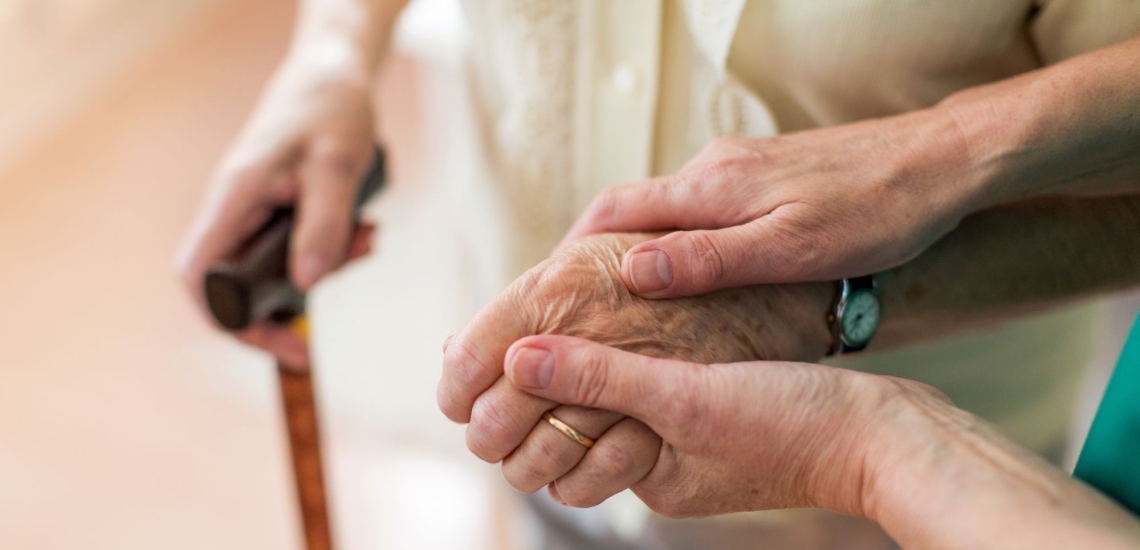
[826,275,882,356]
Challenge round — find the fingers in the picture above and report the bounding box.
[344,221,377,262]
[177,141,376,302]
[504,335,698,438]
[466,377,561,462]
[237,322,310,371]
[500,405,623,493]
[557,173,745,252]
[175,160,292,311]
[558,177,683,248]
[549,417,660,508]
[290,141,372,289]
[212,223,373,370]
[619,211,809,298]
[438,294,534,423]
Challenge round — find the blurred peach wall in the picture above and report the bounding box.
[0,1,507,548]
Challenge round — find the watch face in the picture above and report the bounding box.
[841,289,881,347]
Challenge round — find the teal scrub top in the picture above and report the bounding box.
[1074,311,1140,515]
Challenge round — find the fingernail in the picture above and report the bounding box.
[628,250,673,292]
[297,252,328,288]
[510,348,554,389]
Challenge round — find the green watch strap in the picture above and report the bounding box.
[1074,310,1140,516]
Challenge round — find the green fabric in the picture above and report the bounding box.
[1075,311,1140,516]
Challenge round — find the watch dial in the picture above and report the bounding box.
[842,289,881,346]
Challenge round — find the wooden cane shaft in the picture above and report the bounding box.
[278,364,334,550]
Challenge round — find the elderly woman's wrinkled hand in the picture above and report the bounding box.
[175,56,379,369]
[438,233,833,506]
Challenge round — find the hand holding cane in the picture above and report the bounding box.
[201,147,387,549]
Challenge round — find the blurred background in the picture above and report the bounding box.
[0,1,1137,549]
[0,0,518,548]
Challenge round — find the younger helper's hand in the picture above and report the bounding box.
[175,58,378,369]
[503,335,893,518]
[505,336,1140,550]
[560,108,985,298]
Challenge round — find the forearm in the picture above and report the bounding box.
[941,36,1140,209]
[873,196,1140,349]
[287,0,410,79]
[865,390,1140,550]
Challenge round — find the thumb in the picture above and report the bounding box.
[504,335,698,438]
[621,216,805,298]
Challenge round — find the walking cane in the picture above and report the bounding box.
[201,147,388,549]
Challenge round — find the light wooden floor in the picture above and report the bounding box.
[0,1,505,548]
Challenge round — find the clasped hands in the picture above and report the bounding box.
[438,232,847,513]
[436,232,1137,546]
[436,106,993,515]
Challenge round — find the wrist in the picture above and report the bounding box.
[932,65,1099,209]
[854,382,956,525]
[893,103,1002,223]
[849,380,996,547]
[796,371,924,518]
[279,40,375,91]
[290,0,407,79]
[854,379,1140,549]
[938,40,1140,205]
[796,281,843,361]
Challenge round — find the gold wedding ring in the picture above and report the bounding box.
[542,411,596,449]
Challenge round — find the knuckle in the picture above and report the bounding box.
[308,141,365,180]
[558,484,603,509]
[649,173,703,212]
[500,463,540,493]
[700,136,741,161]
[580,186,623,230]
[435,381,467,424]
[442,340,493,395]
[466,397,516,462]
[684,232,728,289]
[506,264,548,305]
[500,470,541,494]
[710,134,746,150]
[572,352,610,408]
[298,215,348,250]
[637,479,699,519]
[503,437,569,492]
[591,441,639,482]
[651,497,691,519]
[761,226,817,280]
[638,489,684,518]
[657,376,702,440]
[707,156,753,184]
[676,175,707,204]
